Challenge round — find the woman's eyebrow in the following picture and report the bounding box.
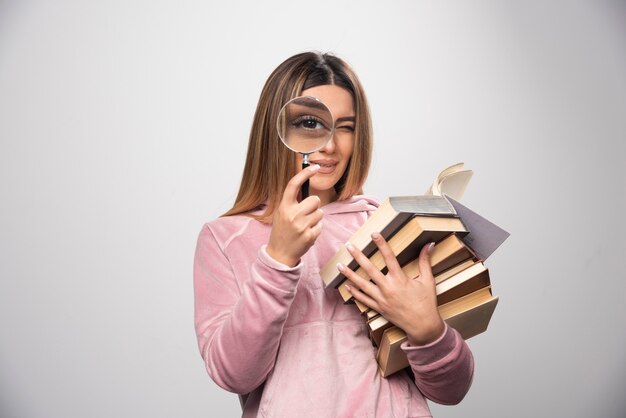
[336,116,355,124]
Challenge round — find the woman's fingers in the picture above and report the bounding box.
[298,195,322,216]
[308,208,324,227]
[267,166,323,267]
[370,232,404,279]
[283,164,320,204]
[338,263,381,309]
[309,220,324,239]
[417,242,435,285]
[284,170,323,229]
[344,242,387,287]
[339,239,444,345]
[345,282,380,312]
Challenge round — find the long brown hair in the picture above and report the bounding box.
[222,52,373,222]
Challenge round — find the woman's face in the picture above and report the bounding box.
[297,84,355,205]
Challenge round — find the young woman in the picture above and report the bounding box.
[193,52,474,417]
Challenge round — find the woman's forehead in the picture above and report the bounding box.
[301,85,355,119]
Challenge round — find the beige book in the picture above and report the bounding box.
[365,309,379,320]
[376,326,408,378]
[337,233,476,303]
[321,195,460,289]
[342,247,478,315]
[436,261,490,306]
[354,299,369,313]
[377,286,499,377]
[439,287,499,340]
[434,258,476,285]
[359,259,481,344]
[368,314,395,347]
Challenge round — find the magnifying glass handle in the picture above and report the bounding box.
[301,160,310,200]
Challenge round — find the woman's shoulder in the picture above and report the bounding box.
[203,213,255,231]
[200,211,268,251]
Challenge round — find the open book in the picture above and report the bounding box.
[424,162,474,200]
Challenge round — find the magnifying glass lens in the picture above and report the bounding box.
[277,97,334,154]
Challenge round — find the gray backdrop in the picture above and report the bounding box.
[1,1,625,417]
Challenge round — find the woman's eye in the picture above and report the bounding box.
[292,116,325,131]
[337,125,355,132]
[302,119,321,129]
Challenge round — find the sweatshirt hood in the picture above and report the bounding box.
[249,195,380,217]
[321,195,380,215]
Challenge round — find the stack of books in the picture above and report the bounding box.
[320,163,509,377]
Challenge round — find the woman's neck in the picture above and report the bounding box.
[311,187,338,206]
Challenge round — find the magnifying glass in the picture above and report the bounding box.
[276,96,335,200]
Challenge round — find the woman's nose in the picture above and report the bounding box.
[320,133,336,153]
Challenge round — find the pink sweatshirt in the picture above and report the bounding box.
[194,196,474,418]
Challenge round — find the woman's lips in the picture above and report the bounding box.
[311,161,337,174]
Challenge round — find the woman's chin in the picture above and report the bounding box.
[309,183,338,203]
[309,182,335,194]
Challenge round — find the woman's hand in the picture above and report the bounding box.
[339,233,445,346]
[266,165,324,267]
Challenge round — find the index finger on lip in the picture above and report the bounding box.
[283,164,321,203]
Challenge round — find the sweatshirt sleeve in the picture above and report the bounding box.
[193,224,302,394]
[402,323,474,405]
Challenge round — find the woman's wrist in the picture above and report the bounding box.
[266,244,300,268]
[405,318,446,347]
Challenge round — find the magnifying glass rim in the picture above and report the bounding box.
[276,95,335,155]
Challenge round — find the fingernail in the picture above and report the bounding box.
[371,232,381,240]
[345,284,351,291]
[427,242,435,253]
[308,164,320,171]
[345,242,354,251]
[336,263,345,272]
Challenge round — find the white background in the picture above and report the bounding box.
[1,1,625,417]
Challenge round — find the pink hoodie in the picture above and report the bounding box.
[194,196,474,418]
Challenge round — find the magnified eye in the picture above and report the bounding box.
[301,118,321,129]
[291,115,327,131]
